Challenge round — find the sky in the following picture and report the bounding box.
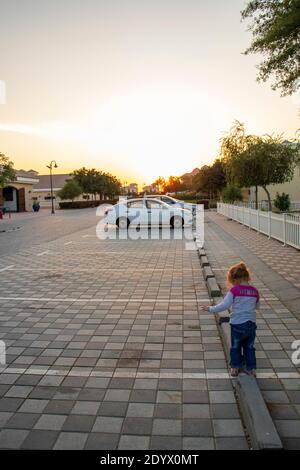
[0,0,299,187]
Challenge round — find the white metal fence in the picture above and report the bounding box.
[238,201,300,211]
[217,203,300,250]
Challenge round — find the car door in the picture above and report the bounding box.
[127,200,147,225]
[146,199,169,226]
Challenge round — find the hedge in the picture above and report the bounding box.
[59,200,118,209]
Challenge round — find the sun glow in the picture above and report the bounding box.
[0,86,230,184]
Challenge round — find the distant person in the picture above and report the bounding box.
[202,262,259,377]
[32,201,40,212]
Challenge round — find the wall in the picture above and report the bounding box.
[32,190,101,208]
[255,165,300,202]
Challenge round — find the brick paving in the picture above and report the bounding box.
[205,211,300,450]
[0,222,248,450]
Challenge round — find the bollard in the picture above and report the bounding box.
[0,209,3,220]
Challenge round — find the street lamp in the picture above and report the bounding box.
[46,160,58,214]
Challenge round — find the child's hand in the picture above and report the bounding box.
[200,305,210,312]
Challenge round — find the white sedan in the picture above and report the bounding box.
[103,198,193,229]
[144,195,197,214]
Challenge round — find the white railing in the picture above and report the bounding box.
[217,203,300,250]
[238,201,300,212]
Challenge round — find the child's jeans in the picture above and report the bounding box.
[230,321,257,370]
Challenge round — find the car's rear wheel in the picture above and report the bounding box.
[170,216,184,229]
[116,217,130,229]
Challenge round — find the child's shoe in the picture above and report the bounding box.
[246,369,256,378]
[230,368,240,377]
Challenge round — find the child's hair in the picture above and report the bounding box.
[227,262,251,287]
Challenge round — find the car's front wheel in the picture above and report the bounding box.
[116,217,130,229]
[170,216,184,229]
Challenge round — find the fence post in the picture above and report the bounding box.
[283,213,286,246]
[257,208,260,234]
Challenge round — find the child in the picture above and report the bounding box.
[202,262,259,377]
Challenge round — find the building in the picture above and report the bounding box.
[0,170,39,212]
[251,164,300,204]
[142,184,159,194]
[123,183,138,195]
[249,142,300,204]
[32,174,72,209]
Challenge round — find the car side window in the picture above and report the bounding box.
[127,201,144,209]
[146,200,163,209]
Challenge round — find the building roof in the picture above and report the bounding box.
[16,170,39,178]
[33,174,72,191]
[14,169,39,185]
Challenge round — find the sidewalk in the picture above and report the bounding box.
[205,211,300,450]
[0,209,50,224]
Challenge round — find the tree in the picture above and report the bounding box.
[164,176,185,193]
[153,177,166,193]
[219,121,261,182]
[57,179,82,202]
[222,184,243,204]
[102,173,122,199]
[72,168,121,200]
[234,137,300,210]
[192,161,227,199]
[0,153,15,188]
[219,121,265,208]
[72,168,99,199]
[242,0,300,96]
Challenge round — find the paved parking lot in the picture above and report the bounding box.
[0,212,248,450]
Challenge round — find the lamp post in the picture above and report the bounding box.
[46,160,58,214]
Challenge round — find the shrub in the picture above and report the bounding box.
[222,184,243,204]
[59,200,118,209]
[57,179,82,201]
[274,192,290,212]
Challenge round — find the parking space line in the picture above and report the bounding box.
[0,265,15,272]
[36,251,50,257]
[0,296,211,303]
[1,365,297,380]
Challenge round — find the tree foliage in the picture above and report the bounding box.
[241,0,300,96]
[219,121,262,183]
[0,153,15,188]
[192,160,227,198]
[164,176,186,193]
[57,179,82,201]
[72,168,121,199]
[274,192,291,211]
[222,184,243,204]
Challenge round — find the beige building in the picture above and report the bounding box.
[0,170,39,212]
[251,164,300,204]
[123,183,139,195]
[32,174,96,208]
[32,174,70,209]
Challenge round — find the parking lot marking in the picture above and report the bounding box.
[0,296,211,303]
[36,251,50,257]
[0,265,15,272]
[1,365,298,380]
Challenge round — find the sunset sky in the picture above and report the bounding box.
[0,0,299,187]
